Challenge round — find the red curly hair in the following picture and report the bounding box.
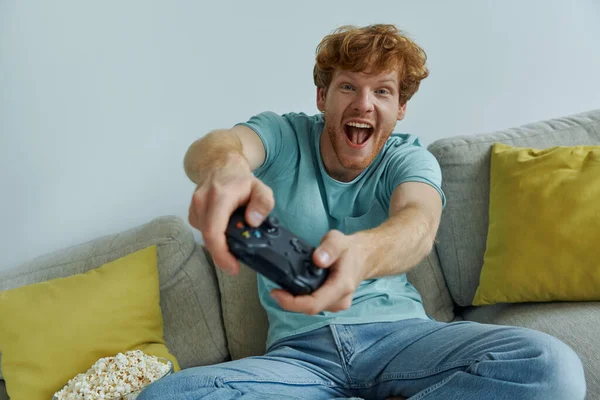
[314,24,429,105]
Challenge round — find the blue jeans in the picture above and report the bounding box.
[138,319,585,400]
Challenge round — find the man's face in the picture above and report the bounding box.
[317,69,407,181]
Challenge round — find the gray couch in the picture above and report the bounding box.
[1,109,599,399]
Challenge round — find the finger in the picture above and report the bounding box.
[304,269,353,312]
[245,179,275,227]
[188,187,206,231]
[208,250,240,276]
[271,268,351,314]
[270,289,322,315]
[189,189,238,274]
[313,230,345,268]
[202,188,249,274]
[327,293,353,313]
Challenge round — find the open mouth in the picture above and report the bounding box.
[344,121,374,148]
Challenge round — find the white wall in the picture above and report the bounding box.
[1,0,599,271]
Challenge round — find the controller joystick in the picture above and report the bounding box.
[263,215,280,235]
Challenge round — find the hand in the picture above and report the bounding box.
[188,156,274,275]
[270,230,371,315]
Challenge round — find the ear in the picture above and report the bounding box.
[397,102,407,120]
[317,87,327,112]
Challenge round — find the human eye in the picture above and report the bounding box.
[375,88,392,96]
[341,84,354,91]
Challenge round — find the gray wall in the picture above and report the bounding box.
[1,0,600,270]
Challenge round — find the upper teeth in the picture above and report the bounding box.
[347,122,372,129]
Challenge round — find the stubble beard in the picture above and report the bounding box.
[324,116,389,173]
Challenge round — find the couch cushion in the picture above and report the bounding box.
[462,302,600,399]
[0,216,228,378]
[0,245,179,400]
[428,109,600,306]
[474,143,600,305]
[215,264,269,360]
[406,249,455,322]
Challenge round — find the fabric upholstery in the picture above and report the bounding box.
[428,109,600,306]
[0,216,228,381]
[215,262,269,360]
[406,249,455,322]
[0,380,6,400]
[462,302,600,397]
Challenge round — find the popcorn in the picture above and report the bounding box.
[54,350,171,400]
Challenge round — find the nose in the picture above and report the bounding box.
[352,89,374,114]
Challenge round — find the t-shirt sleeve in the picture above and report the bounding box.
[383,143,447,208]
[235,111,299,182]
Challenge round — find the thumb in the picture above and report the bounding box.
[313,230,344,268]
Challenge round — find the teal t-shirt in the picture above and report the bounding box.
[238,112,446,349]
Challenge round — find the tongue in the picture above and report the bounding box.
[348,126,370,145]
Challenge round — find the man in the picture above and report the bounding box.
[140,24,585,399]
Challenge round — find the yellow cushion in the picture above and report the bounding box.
[0,245,179,400]
[473,143,600,306]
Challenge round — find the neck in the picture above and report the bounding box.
[319,130,362,182]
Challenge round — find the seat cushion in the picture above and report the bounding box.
[462,302,600,399]
[428,109,600,306]
[0,216,228,381]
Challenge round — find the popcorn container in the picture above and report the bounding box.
[52,354,174,400]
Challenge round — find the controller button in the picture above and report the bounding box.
[242,231,251,239]
[253,230,262,239]
[236,221,244,229]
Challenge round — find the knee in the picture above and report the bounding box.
[527,333,586,399]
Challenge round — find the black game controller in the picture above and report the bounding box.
[225,207,329,296]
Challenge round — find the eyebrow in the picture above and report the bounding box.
[337,74,397,86]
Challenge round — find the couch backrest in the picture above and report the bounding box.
[0,216,229,379]
[428,109,600,306]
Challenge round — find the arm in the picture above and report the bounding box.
[359,181,442,279]
[271,181,442,314]
[185,125,275,275]
[183,125,266,183]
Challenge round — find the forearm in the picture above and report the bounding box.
[183,130,251,184]
[358,205,437,279]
